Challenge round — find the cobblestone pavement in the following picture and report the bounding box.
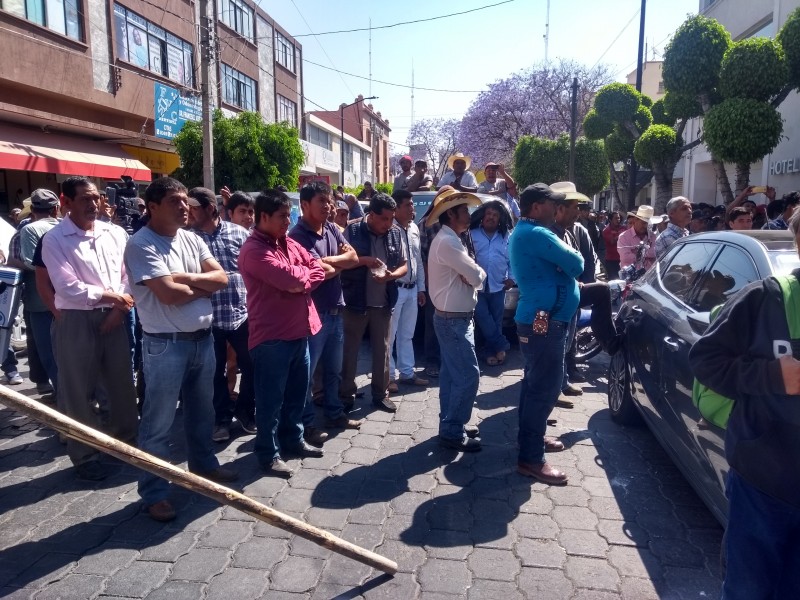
[0,347,724,599]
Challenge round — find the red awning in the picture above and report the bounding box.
[0,123,151,181]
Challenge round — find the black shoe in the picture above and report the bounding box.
[303,427,328,447]
[285,440,324,458]
[234,411,257,435]
[193,466,239,483]
[339,396,356,412]
[75,461,109,481]
[464,424,480,439]
[373,396,397,413]
[262,458,293,478]
[547,418,558,426]
[438,435,482,453]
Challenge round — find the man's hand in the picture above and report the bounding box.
[766,186,776,201]
[102,291,134,312]
[358,256,381,269]
[503,278,515,291]
[418,292,426,306]
[734,186,755,204]
[99,308,125,334]
[498,163,506,175]
[779,355,800,395]
[220,186,232,206]
[372,270,396,283]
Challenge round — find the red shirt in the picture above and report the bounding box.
[239,229,325,348]
[602,224,626,261]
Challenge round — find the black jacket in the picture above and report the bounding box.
[341,220,403,312]
[689,271,800,508]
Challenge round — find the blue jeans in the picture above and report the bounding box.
[722,469,800,599]
[137,334,219,505]
[562,313,578,389]
[252,338,309,465]
[302,312,345,424]
[29,311,57,390]
[517,320,568,465]
[433,314,479,441]
[475,291,510,356]
[212,321,255,425]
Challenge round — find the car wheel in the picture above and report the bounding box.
[607,349,640,425]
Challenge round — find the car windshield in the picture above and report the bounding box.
[769,250,800,275]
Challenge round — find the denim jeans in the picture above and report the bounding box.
[475,290,510,356]
[137,333,219,505]
[212,321,255,426]
[28,311,57,390]
[561,313,577,389]
[252,337,309,465]
[302,312,345,425]
[517,319,568,465]
[722,469,800,599]
[423,292,440,366]
[23,310,47,384]
[433,314,479,441]
[390,287,419,380]
[1,347,17,375]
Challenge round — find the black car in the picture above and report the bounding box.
[608,230,800,525]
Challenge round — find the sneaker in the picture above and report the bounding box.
[235,414,257,435]
[211,425,230,442]
[5,372,23,385]
[36,382,54,396]
[146,499,176,522]
[303,427,328,448]
[75,461,109,481]
[324,415,363,430]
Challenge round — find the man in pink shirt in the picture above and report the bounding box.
[617,205,658,272]
[239,189,326,477]
[41,176,139,481]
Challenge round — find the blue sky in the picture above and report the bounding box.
[261,0,700,151]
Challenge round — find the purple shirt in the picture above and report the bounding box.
[289,219,347,313]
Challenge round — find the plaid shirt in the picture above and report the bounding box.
[194,220,250,331]
[654,222,689,260]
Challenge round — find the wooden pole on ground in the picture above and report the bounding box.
[0,385,398,575]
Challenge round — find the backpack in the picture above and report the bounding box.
[692,274,800,429]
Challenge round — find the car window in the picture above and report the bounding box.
[690,245,759,312]
[660,242,719,304]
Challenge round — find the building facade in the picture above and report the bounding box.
[304,95,392,187]
[679,0,800,205]
[0,0,302,211]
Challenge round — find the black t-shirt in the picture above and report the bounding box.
[32,233,46,268]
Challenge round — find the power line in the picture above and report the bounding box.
[590,8,641,72]
[289,0,517,37]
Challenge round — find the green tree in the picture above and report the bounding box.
[172,110,305,192]
[514,134,608,197]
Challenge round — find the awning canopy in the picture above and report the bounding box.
[0,123,151,181]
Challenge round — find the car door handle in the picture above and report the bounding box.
[663,336,681,351]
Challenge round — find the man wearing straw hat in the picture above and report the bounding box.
[439,153,479,193]
[618,205,658,271]
[427,189,486,452]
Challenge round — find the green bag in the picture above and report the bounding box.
[692,274,800,429]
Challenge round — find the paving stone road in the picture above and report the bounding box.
[0,346,724,599]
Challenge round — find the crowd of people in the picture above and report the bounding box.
[3,158,797,527]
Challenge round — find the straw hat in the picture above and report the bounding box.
[627,205,657,223]
[549,181,591,203]
[425,188,482,227]
[447,152,472,171]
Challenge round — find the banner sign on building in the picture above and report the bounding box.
[154,83,201,140]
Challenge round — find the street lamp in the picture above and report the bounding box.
[340,96,377,187]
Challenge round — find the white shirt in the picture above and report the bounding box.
[395,219,426,292]
[439,170,478,189]
[428,225,486,312]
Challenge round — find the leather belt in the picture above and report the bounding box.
[435,309,473,319]
[323,307,340,316]
[145,328,212,342]
[397,282,416,289]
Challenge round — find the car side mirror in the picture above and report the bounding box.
[688,311,711,334]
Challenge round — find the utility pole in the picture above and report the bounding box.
[199,0,215,190]
[544,0,550,62]
[628,0,647,211]
[569,77,578,182]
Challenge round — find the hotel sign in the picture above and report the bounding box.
[769,157,800,176]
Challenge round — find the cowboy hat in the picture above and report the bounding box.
[627,205,657,223]
[425,188,482,227]
[447,152,472,171]
[549,181,591,203]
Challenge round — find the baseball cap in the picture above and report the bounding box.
[336,201,349,212]
[30,188,59,210]
[400,155,412,162]
[520,183,566,204]
[187,187,215,208]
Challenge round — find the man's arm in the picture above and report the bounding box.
[240,244,320,293]
[438,236,485,287]
[42,234,116,307]
[321,243,359,270]
[540,229,584,278]
[498,165,517,196]
[171,257,228,293]
[617,230,636,268]
[35,266,59,319]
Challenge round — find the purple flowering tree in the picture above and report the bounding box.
[458,59,613,169]
[406,118,462,181]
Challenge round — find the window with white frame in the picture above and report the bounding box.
[2,0,82,40]
[343,142,353,173]
[221,63,257,110]
[308,124,331,150]
[113,4,194,87]
[278,94,297,127]
[360,149,368,176]
[218,0,253,40]
[275,31,295,72]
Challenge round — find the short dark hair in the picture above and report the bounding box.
[145,177,187,205]
[363,181,373,187]
[255,189,292,223]
[369,192,396,215]
[414,160,427,168]
[300,181,331,203]
[766,199,785,220]
[783,191,800,207]
[274,185,288,193]
[187,187,215,208]
[62,176,92,200]
[391,189,413,206]
[727,206,751,223]
[228,191,255,213]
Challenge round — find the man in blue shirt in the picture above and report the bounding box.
[470,201,514,366]
[509,183,584,485]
